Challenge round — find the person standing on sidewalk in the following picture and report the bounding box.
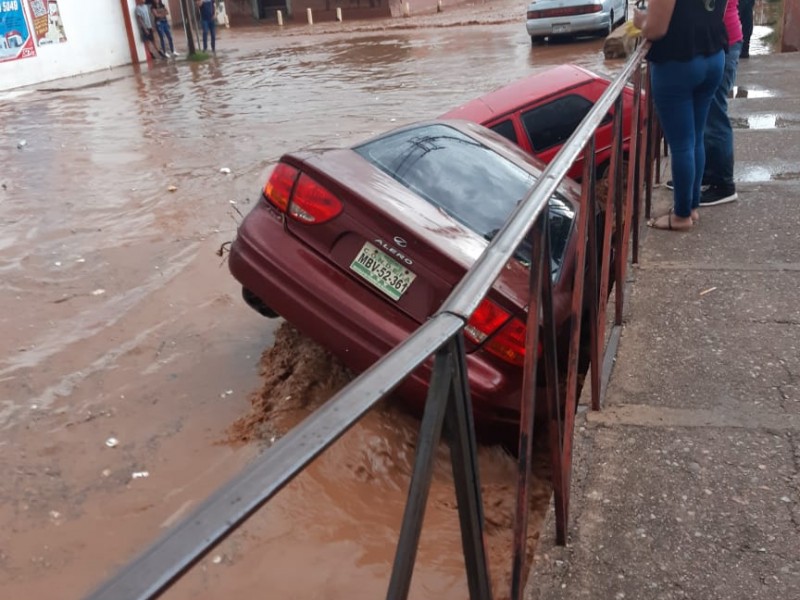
[152,0,176,58]
[135,0,166,60]
[739,0,756,58]
[197,0,217,53]
[634,0,727,231]
[700,0,743,206]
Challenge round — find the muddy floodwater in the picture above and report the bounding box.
[0,0,783,598]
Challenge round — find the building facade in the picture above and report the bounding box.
[0,0,152,91]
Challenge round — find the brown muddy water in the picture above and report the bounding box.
[0,0,784,598]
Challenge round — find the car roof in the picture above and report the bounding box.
[439,64,606,123]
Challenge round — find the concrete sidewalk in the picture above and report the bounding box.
[527,52,800,599]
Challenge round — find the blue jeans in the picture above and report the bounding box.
[156,20,174,54]
[201,18,216,52]
[650,51,724,218]
[704,41,742,189]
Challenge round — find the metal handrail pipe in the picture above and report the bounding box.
[441,42,650,321]
[86,313,465,600]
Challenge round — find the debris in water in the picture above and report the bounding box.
[212,555,223,564]
[131,471,150,479]
[167,185,178,192]
[17,140,27,149]
[219,167,231,174]
[91,289,106,296]
[699,287,717,296]
[105,437,119,448]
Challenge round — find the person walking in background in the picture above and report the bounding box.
[739,0,756,58]
[633,0,726,231]
[700,0,743,206]
[134,0,166,60]
[197,0,217,53]
[152,0,176,58]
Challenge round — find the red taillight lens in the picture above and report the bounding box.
[464,299,511,345]
[465,299,541,367]
[288,174,343,224]
[485,318,527,366]
[263,163,299,212]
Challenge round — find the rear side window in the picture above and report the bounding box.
[490,119,518,145]
[353,124,574,277]
[522,94,594,152]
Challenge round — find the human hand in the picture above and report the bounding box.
[633,7,646,29]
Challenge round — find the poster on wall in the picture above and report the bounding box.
[27,0,65,45]
[0,0,37,62]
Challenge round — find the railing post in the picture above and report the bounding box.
[558,134,595,524]
[445,335,493,600]
[596,95,625,410]
[616,64,643,326]
[511,215,548,600]
[387,347,455,600]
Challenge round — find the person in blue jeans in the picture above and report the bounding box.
[701,0,743,206]
[197,0,216,53]
[152,0,175,57]
[634,0,726,231]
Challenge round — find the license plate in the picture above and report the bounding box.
[350,242,416,301]
[552,23,570,34]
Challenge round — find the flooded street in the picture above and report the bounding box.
[0,0,784,598]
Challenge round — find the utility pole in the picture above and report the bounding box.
[179,0,197,55]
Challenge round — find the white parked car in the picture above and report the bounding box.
[526,0,629,44]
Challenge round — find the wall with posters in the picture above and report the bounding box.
[1,0,145,91]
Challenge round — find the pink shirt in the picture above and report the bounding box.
[725,0,744,45]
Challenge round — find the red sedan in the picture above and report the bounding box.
[440,64,635,180]
[228,120,583,431]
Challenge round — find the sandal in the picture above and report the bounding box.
[647,211,694,231]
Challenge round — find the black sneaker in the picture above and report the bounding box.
[665,180,710,192]
[699,185,738,207]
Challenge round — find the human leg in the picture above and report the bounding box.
[157,21,174,54]
[739,0,755,57]
[165,24,174,53]
[156,21,167,54]
[690,50,725,210]
[649,60,701,220]
[704,42,741,189]
[208,19,216,52]
[201,18,210,51]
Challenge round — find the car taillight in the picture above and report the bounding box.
[263,163,298,212]
[486,317,539,367]
[465,299,542,367]
[262,164,343,225]
[464,299,511,345]
[289,173,343,224]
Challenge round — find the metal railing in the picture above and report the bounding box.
[87,41,658,600]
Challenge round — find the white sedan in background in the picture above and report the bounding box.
[526,0,629,44]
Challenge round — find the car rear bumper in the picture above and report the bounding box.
[526,13,609,36]
[228,200,528,427]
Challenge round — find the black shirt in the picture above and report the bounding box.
[647,0,728,63]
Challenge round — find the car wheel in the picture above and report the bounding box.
[531,35,546,46]
[242,287,279,318]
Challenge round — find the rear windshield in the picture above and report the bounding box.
[354,123,574,276]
